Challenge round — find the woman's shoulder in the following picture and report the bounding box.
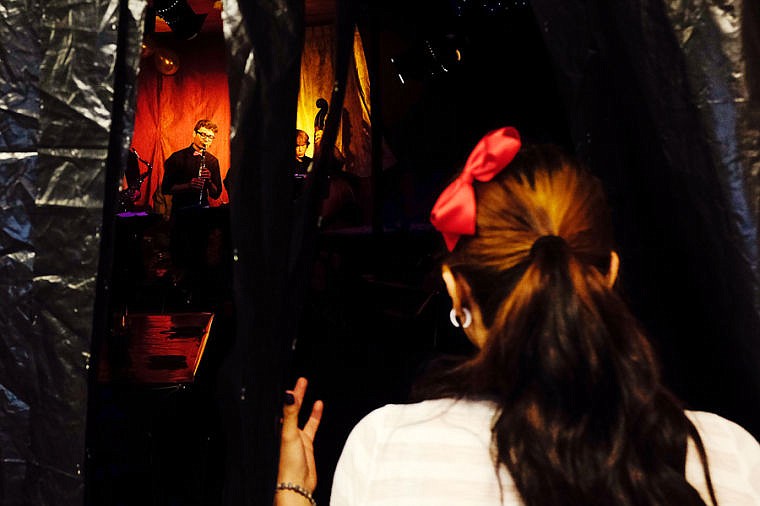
[684,410,760,505]
[685,410,759,447]
[358,398,495,427]
[345,398,497,448]
[333,399,510,506]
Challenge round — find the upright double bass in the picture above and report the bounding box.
[314,98,329,134]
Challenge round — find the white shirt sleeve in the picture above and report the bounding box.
[685,411,760,505]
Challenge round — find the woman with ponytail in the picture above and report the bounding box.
[276,128,760,506]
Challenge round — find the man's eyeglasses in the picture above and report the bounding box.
[195,130,215,141]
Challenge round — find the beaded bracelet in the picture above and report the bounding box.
[275,482,316,506]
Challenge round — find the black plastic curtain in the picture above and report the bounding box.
[216,0,305,503]
[0,0,145,504]
[219,0,356,503]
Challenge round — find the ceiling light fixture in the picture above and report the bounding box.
[153,0,207,40]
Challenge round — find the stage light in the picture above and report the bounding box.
[153,0,207,40]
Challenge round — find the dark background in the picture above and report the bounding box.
[1,1,758,505]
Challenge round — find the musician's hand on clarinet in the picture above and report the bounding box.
[199,168,211,180]
[190,177,206,190]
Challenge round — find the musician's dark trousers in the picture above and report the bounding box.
[169,209,210,275]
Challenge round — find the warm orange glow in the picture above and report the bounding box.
[296,26,375,176]
[154,48,180,75]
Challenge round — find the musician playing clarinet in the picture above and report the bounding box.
[161,119,223,281]
[161,119,222,211]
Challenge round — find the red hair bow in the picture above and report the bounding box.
[430,127,521,251]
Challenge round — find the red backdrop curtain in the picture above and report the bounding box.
[130,32,230,215]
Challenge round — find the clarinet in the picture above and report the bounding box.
[198,148,206,205]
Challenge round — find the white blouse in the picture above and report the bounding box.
[330,399,760,506]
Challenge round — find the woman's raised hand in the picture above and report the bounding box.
[276,377,323,506]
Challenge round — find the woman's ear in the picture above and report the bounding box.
[441,265,461,308]
[442,265,475,309]
[607,251,620,288]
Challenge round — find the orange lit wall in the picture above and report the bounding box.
[296,25,376,177]
[130,32,230,213]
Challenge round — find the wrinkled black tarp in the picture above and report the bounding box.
[220,0,359,501]
[219,0,305,504]
[221,0,380,501]
[0,0,145,504]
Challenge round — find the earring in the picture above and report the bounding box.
[449,308,472,329]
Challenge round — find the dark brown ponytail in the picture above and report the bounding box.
[419,145,717,506]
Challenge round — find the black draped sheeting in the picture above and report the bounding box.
[0,0,145,504]
[220,0,357,502]
[530,0,760,436]
[220,0,304,504]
